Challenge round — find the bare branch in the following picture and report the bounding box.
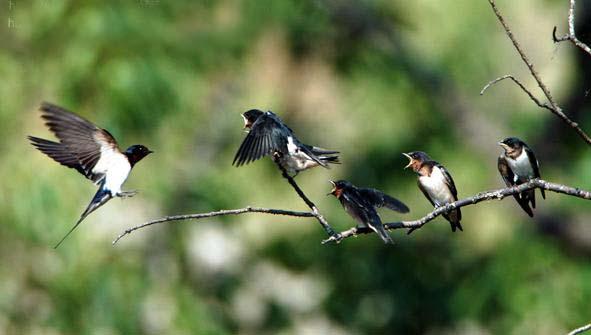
[272,155,338,238]
[114,155,339,244]
[322,179,591,244]
[553,0,591,57]
[486,0,591,146]
[568,323,591,335]
[112,206,316,244]
[480,74,548,109]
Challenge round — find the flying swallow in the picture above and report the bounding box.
[497,137,545,217]
[28,102,153,248]
[328,180,409,244]
[233,109,339,176]
[403,151,462,233]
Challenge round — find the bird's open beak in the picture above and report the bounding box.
[498,142,510,151]
[241,114,250,129]
[327,180,336,196]
[402,153,413,169]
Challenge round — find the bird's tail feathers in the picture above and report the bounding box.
[310,146,340,155]
[377,227,394,244]
[54,188,112,248]
[444,209,463,232]
[513,193,534,217]
[319,155,340,165]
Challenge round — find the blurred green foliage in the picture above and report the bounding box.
[1,0,591,334]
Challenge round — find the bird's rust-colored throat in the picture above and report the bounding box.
[328,181,343,198]
[333,188,343,198]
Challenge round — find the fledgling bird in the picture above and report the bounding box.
[497,137,545,217]
[233,109,340,176]
[28,102,153,248]
[403,151,462,233]
[328,180,409,244]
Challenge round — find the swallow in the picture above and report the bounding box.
[497,137,545,217]
[328,180,409,244]
[28,102,153,248]
[233,109,339,176]
[403,151,462,233]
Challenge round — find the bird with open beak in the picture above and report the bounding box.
[497,137,545,217]
[233,109,340,176]
[328,180,409,244]
[403,151,462,233]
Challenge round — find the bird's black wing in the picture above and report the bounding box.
[30,102,120,183]
[436,163,459,200]
[28,136,87,176]
[525,145,545,199]
[233,113,288,166]
[358,187,409,213]
[343,190,393,244]
[497,156,516,188]
[498,155,533,217]
[434,164,463,230]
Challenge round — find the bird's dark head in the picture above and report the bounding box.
[498,137,524,157]
[403,151,431,172]
[328,180,352,198]
[124,144,153,166]
[242,109,264,129]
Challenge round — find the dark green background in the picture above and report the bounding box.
[1,0,590,334]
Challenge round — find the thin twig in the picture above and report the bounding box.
[480,74,549,109]
[272,155,338,237]
[112,206,315,244]
[322,179,591,244]
[568,323,591,335]
[553,0,591,57]
[486,0,591,145]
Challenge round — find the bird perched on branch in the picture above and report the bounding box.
[28,102,153,248]
[328,180,409,244]
[233,109,339,176]
[497,137,545,217]
[403,151,462,233]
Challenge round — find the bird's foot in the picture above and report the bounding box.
[118,190,138,198]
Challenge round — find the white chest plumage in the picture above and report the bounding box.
[507,150,534,182]
[419,167,453,207]
[283,136,317,172]
[92,145,131,195]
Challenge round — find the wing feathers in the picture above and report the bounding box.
[233,114,286,166]
[30,103,121,183]
[359,188,409,213]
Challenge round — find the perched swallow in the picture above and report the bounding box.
[28,102,153,248]
[497,137,545,217]
[403,151,462,233]
[328,180,409,244]
[233,109,339,176]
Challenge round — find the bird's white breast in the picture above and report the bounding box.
[92,145,131,195]
[283,136,316,172]
[419,167,453,207]
[507,150,534,181]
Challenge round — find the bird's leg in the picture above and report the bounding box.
[118,190,138,198]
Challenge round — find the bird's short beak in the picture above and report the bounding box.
[402,153,413,169]
[148,150,154,154]
[327,180,336,196]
